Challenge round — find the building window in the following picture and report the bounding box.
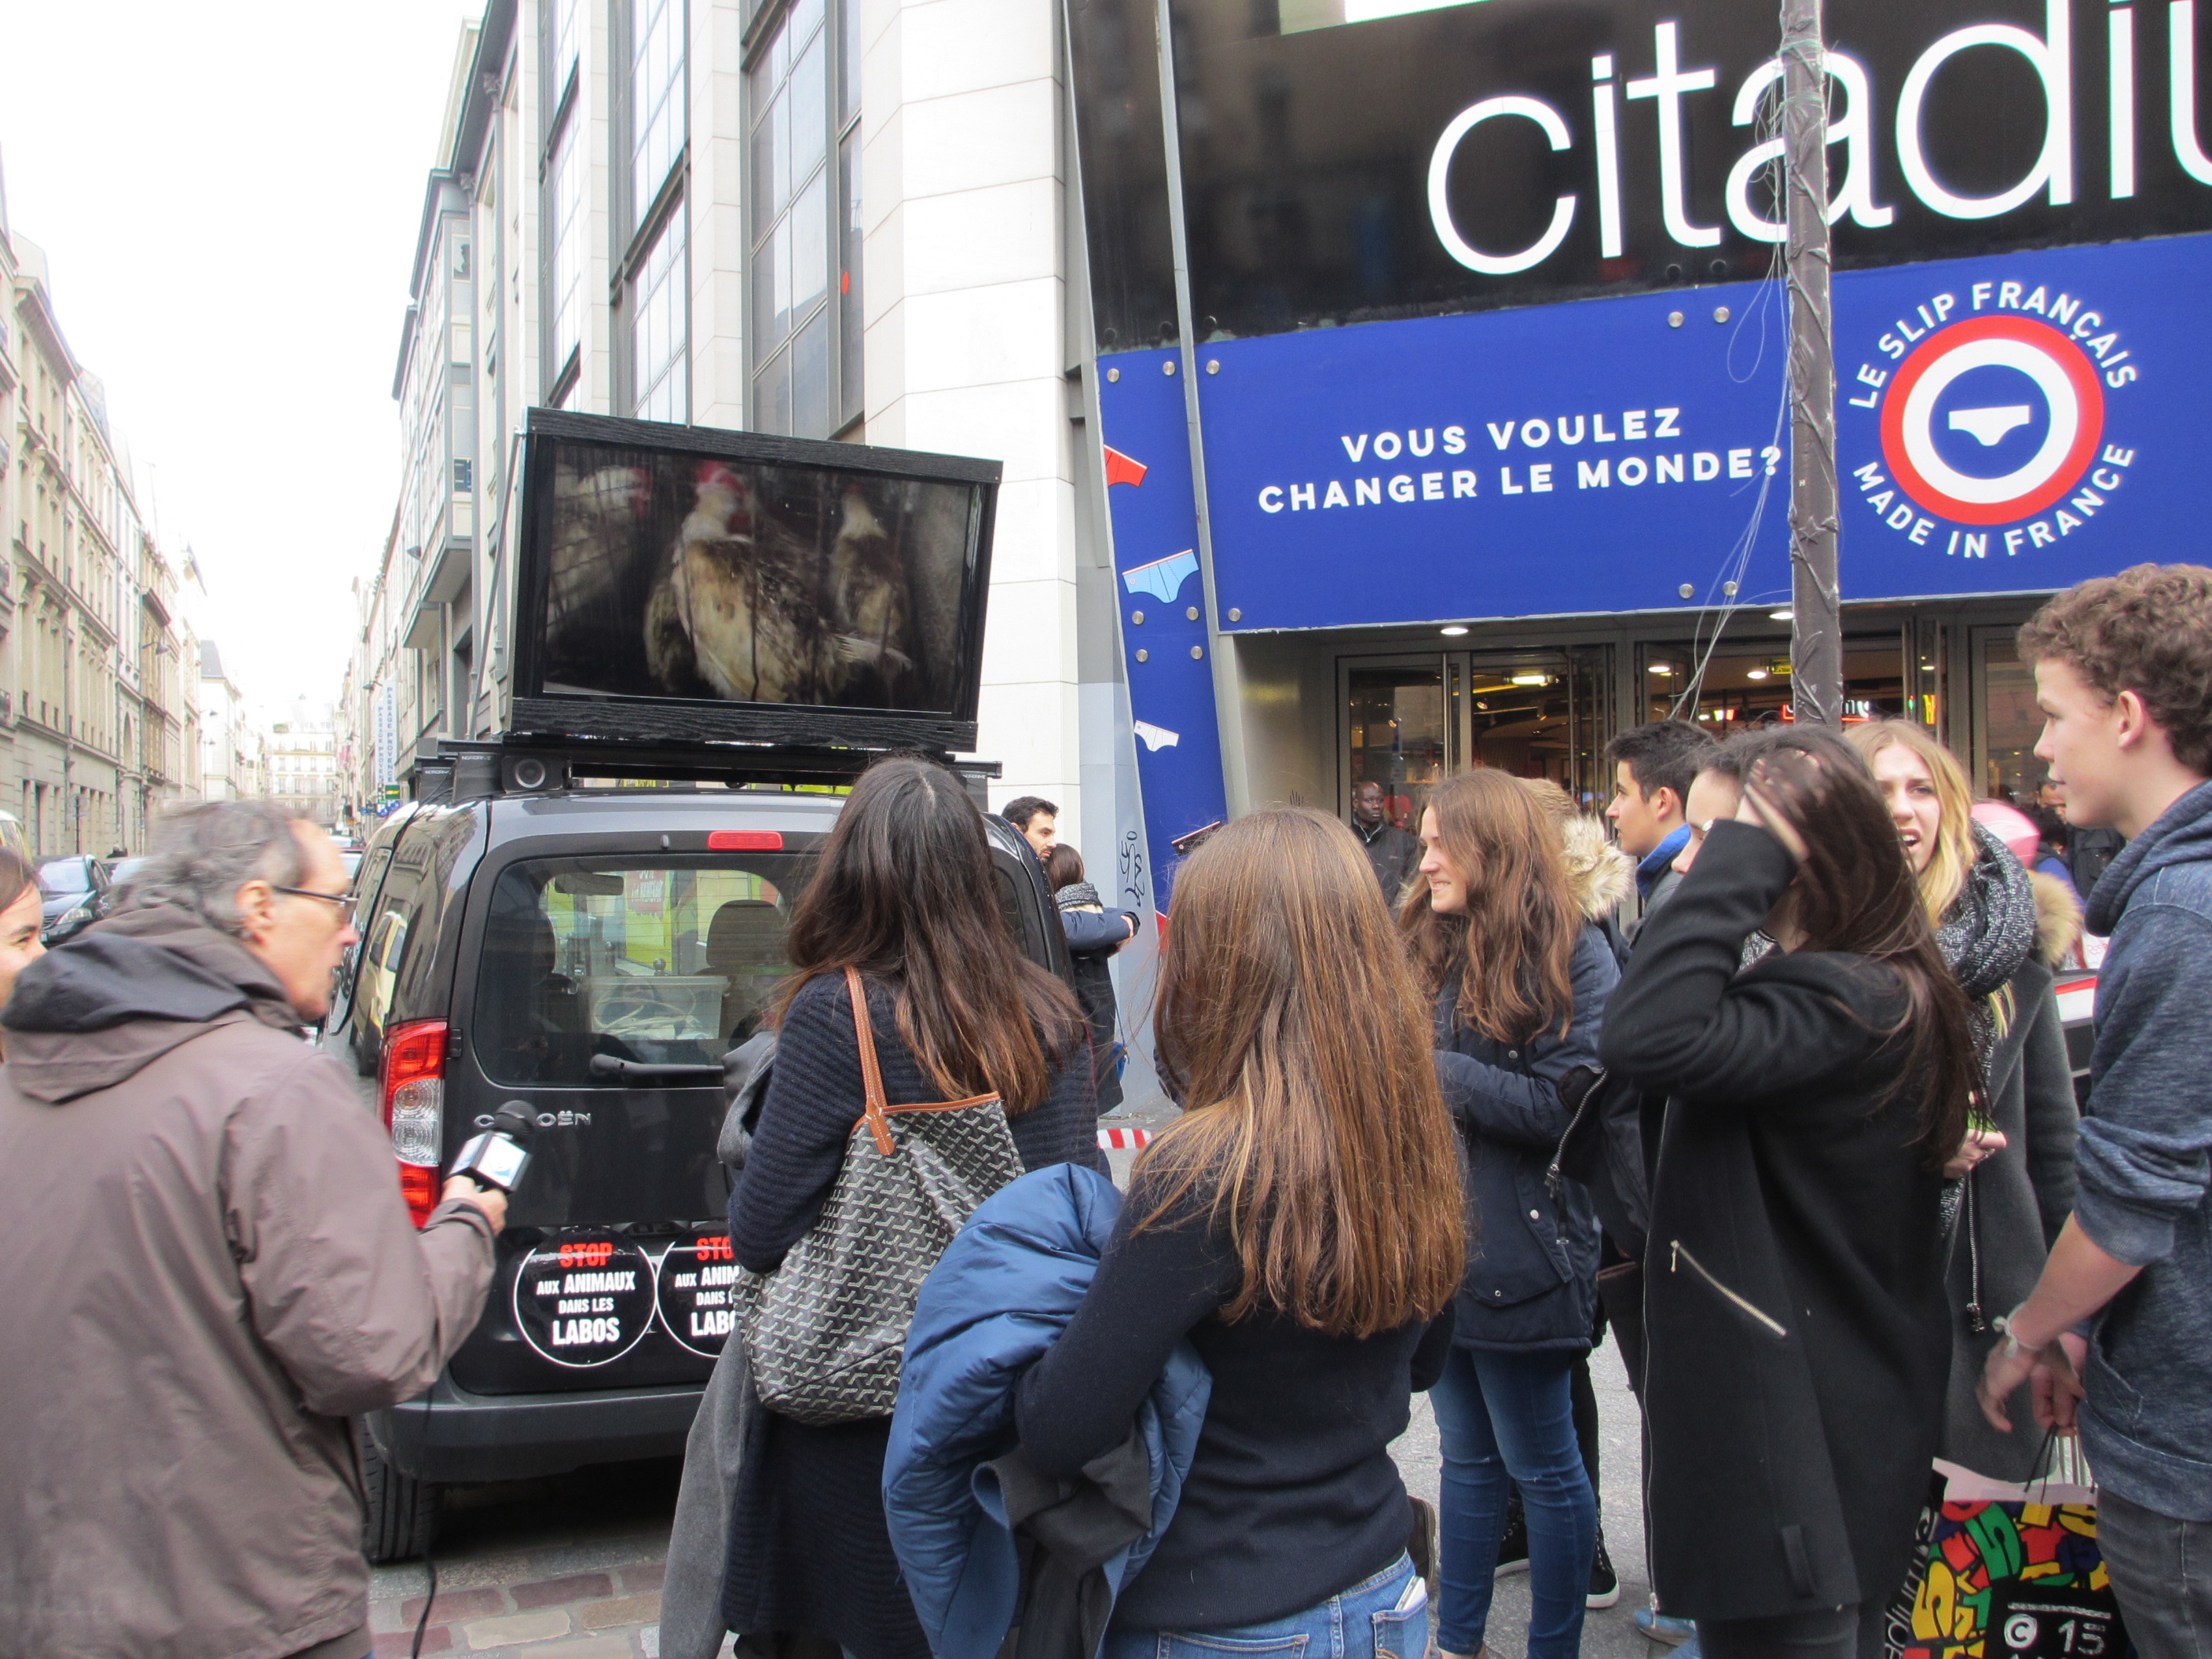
[630,0,684,226]
[544,112,584,395]
[749,0,861,439]
[628,218,689,422]
[620,0,690,423]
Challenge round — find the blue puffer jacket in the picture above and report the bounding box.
[884,1164,1212,1659]
[1435,924,1616,1350]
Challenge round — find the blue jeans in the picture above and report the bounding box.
[1429,1345,1595,1659]
[1102,1551,1427,1658]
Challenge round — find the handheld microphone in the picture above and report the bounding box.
[450,1101,537,1195]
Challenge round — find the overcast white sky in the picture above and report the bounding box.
[0,0,482,717]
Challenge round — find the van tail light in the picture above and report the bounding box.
[381,1019,448,1228]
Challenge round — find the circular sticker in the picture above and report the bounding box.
[511,1229,656,1368]
[655,1228,742,1357]
[1880,315,2104,525]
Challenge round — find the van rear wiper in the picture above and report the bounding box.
[588,1054,725,1083]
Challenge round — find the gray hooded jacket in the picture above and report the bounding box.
[0,905,495,1658]
[2076,780,2212,1519]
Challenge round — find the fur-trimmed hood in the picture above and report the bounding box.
[2030,869,2084,968]
[1561,814,1635,925]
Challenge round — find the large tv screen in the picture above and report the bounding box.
[512,411,998,749]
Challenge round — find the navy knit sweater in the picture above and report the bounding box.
[722,971,1101,1659]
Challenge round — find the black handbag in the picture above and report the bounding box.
[734,968,1025,1424]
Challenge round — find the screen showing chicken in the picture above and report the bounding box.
[530,439,981,715]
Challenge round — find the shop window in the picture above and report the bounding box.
[1639,634,1906,734]
[1976,632,2046,806]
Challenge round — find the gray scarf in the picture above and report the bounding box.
[1937,820,2040,1006]
[1935,821,2039,1274]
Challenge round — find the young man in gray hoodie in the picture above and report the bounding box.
[1979,563,2212,1659]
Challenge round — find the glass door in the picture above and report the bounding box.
[1342,646,1614,823]
[1346,661,1450,833]
[1460,646,1613,808]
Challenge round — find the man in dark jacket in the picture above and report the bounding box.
[1982,566,2212,1659]
[1604,720,1716,928]
[1351,780,1419,901]
[0,801,502,1659]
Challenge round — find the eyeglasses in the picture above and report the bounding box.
[273,885,354,920]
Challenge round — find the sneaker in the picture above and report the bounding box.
[1586,1529,1620,1609]
[1407,1496,1440,1605]
[1493,1492,1529,1577]
[1634,1602,1697,1646]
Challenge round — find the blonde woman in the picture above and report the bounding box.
[1845,720,2082,1482]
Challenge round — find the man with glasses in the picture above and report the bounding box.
[0,801,504,1659]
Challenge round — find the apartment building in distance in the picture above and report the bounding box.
[264,698,341,830]
[4,155,201,856]
[197,640,263,803]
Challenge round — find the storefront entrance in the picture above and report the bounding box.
[1302,598,2052,834]
[1344,646,1612,830]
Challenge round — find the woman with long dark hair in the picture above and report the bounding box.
[1401,770,1617,1659]
[1845,720,2081,1481]
[1017,808,1464,1657]
[722,756,1098,1659]
[1600,726,1979,1659]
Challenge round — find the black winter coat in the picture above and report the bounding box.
[1057,884,1129,1114]
[721,972,1101,1659]
[1939,872,2080,1481]
[1434,925,1616,1352]
[1599,822,1949,1624]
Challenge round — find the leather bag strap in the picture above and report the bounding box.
[845,966,897,1155]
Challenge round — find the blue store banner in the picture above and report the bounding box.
[1833,236,2187,592]
[1094,352,1229,904]
[1189,233,2202,632]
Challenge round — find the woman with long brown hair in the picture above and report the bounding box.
[721,756,1099,1659]
[1402,770,1616,1659]
[1845,720,2081,1483]
[1600,726,1979,1659]
[1016,808,1463,1657]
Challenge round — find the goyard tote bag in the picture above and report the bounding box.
[735,968,1025,1425]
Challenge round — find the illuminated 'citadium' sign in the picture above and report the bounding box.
[1426,3,2173,276]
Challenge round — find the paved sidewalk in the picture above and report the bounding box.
[369,1460,692,1658]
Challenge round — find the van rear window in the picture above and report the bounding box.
[474,856,810,1086]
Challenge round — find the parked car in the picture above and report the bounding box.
[35,855,112,945]
[326,760,1071,1561]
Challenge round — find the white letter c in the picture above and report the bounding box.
[1429,97,1578,275]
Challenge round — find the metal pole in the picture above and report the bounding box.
[1782,0,1841,723]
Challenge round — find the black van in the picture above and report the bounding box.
[326,764,1071,1559]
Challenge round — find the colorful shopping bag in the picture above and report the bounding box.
[1881,1444,2134,1659]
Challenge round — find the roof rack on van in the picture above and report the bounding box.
[407,735,1001,806]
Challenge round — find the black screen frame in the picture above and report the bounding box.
[510,408,1001,751]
